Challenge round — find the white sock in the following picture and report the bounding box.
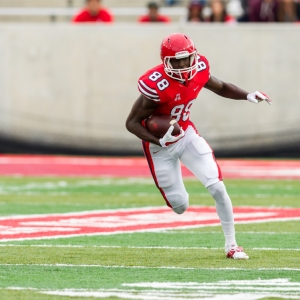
[207,181,237,248]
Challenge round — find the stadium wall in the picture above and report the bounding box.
[0,24,299,156]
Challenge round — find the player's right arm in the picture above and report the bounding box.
[125,94,161,146]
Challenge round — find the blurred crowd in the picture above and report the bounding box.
[73,0,300,23]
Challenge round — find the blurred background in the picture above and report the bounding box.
[0,0,299,158]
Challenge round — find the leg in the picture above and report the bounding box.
[180,137,235,242]
[180,134,249,259]
[142,141,189,214]
[207,181,236,247]
[208,181,248,259]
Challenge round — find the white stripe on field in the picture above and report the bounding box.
[124,279,300,288]
[0,244,299,251]
[160,231,300,234]
[5,285,300,300]
[0,264,299,271]
[42,291,300,300]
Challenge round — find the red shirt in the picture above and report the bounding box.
[137,55,210,131]
[138,15,170,23]
[73,8,113,23]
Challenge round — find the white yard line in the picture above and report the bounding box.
[0,244,299,251]
[42,291,300,300]
[0,264,299,271]
[4,282,300,300]
[160,231,299,234]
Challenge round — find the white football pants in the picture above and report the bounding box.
[143,125,236,246]
[143,125,223,211]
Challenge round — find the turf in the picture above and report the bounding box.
[0,178,299,216]
[0,246,299,269]
[3,225,300,248]
[0,266,299,289]
[0,176,299,299]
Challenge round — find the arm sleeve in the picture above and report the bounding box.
[137,76,160,102]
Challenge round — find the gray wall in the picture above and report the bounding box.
[0,24,299,153]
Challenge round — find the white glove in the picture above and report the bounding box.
[159,125,185,147]
[247,91,272,105]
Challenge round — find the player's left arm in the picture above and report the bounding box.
[204,75,272,105]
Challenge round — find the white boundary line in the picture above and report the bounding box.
[0,264,299,271]
[0,244,299,251]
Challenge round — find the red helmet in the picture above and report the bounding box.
[160,33,198,82]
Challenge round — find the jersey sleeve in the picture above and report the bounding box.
[137,74,160,102]
[197,54,211,84]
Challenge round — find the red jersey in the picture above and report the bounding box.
[72,8,113,23]
[138,15,170,23]
[138,55,210,131]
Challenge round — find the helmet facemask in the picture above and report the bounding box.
[163,50,198,84]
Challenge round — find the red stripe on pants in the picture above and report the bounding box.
[142,141,172,208]
[212,153,223,181]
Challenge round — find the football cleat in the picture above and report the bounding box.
[226,245,249,260]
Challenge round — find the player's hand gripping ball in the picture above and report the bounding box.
[145,115,181,138]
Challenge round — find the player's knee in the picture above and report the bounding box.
[168,192,189,214]
[207,181,227,202]
[172,201,189,214]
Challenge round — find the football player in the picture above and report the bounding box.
[126,33,272,259]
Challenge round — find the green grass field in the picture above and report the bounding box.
[0,177,299,300]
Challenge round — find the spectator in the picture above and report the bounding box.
[238,0,250,21]
[206,0,235,22]
[297,0,300,20]
[138,2,170,22]
[278,0,298,21]
[226,0,244,20]
[201,0,235,22]
[164,0,181,5]
[187,0,204,22]
[248,0,279,22]
[164,0,181,6]
[73,0,113,23]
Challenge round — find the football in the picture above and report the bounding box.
[145,115,181,138]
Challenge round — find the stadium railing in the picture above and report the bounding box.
[0,7,186,20]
